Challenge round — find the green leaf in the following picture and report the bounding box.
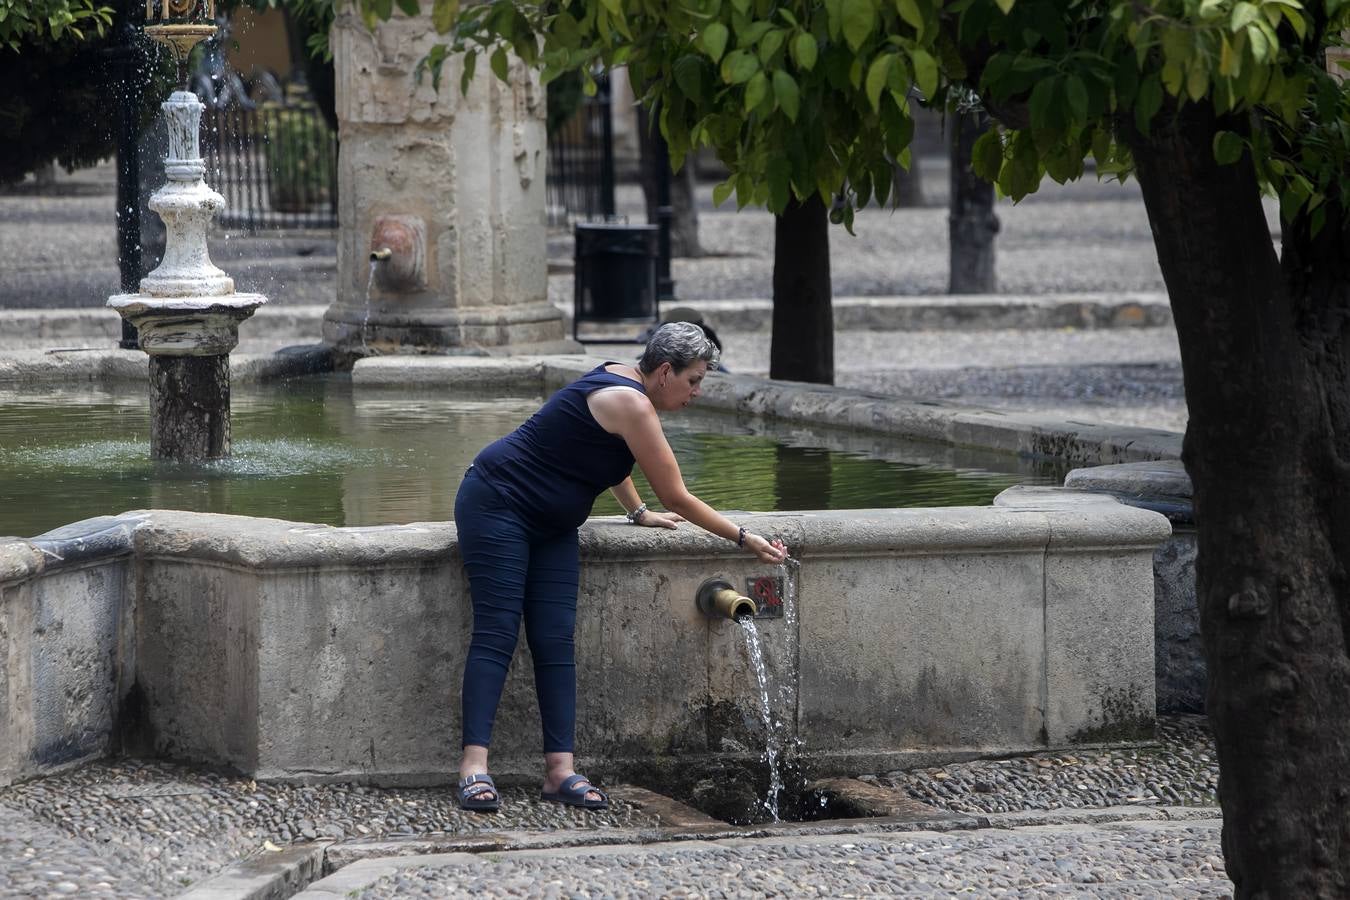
[773,69,801,121]
[865,54,893,112]
[1230,2,1260,31]
[460,49,477,96]
[792,32,818,70]
[422,43,448,91]
[760,29,786,64]
[995,0,1015,13]
[490,47,509,81]
[1212,130,1243,164]
[1186,62,1209,102]
[674,55,705,103]
[841,0,874,52]
[721,50,760,84]
[1135,75,1163,135]
[712,179,735,207]
[1162,27,1190,66]
[432,0,458,33]
[1065,74,1088,122]
[701,22,729,62]
[1029,77,1058,128]
[1247,22,1269,62]
[896,0,923,31]
[395,0,419,17]
[909,47,937,98]
[745,70,769,112]
[972,129,1003,180]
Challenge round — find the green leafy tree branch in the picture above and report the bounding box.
[0,0,114,50]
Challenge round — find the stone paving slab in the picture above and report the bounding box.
[297,818,1229,898]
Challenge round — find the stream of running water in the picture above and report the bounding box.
[737,554,802,822]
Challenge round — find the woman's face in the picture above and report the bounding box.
[654,360,709,411]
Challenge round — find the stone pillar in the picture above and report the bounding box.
[325,9,572,355]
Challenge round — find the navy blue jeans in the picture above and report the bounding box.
[454,467,580,753]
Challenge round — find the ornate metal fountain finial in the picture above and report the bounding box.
[143,0,218,86]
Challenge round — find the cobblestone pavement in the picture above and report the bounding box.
[879,716,1218,815]
[0,719,1224,897]
[335,819,1229,898]
[0,760,658,898]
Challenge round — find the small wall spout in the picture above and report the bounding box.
[696,578,757,620]
[369,247,392,261]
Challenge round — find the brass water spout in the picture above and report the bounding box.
[369,247,393,262]
[696,578,757,620]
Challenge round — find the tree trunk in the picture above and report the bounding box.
[890,154,925,208]
[637,108,701,257]
[948,111,999,294]
[1125,101,1350,896]
[771,195,833,384]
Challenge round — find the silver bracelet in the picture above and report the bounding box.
[626,503,648,524]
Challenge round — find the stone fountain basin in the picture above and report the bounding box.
[0,351,1179,789]
[0,491,1167,788]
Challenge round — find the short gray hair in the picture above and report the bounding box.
[638,321,720,374]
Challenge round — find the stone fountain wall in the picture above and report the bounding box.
[0,498,1168,787]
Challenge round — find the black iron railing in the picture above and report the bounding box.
[202,102,338,230]
[545,73,615,226]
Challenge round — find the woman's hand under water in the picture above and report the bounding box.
[746,534,788,565]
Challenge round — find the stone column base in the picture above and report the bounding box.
[322,302,578,356]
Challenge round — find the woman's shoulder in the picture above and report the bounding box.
[581,362,644,387]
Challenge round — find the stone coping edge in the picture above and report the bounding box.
[0,292,1172,349]
[0,344,334,386]
[0,501,1169,584]
[177,843,328,900]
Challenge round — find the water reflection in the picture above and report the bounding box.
[0,377,1062,539]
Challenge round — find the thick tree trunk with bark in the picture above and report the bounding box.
[771,195,833,384]
[948,112,999,294]
[1125,102,1350,897]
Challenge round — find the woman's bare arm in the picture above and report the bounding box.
[591,390,785,563]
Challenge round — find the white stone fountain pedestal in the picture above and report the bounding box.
[107,88,267,462]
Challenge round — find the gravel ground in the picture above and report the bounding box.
[0,760,658,897]
[876,716,1218,815]
[349,820,1229,898]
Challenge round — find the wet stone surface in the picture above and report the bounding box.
[876,716,1218,815]
[0,760,658,897]
[353,820,1229,898]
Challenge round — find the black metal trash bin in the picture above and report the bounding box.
[573,223,659,341]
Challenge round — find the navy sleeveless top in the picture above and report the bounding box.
[472,363,644,531]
